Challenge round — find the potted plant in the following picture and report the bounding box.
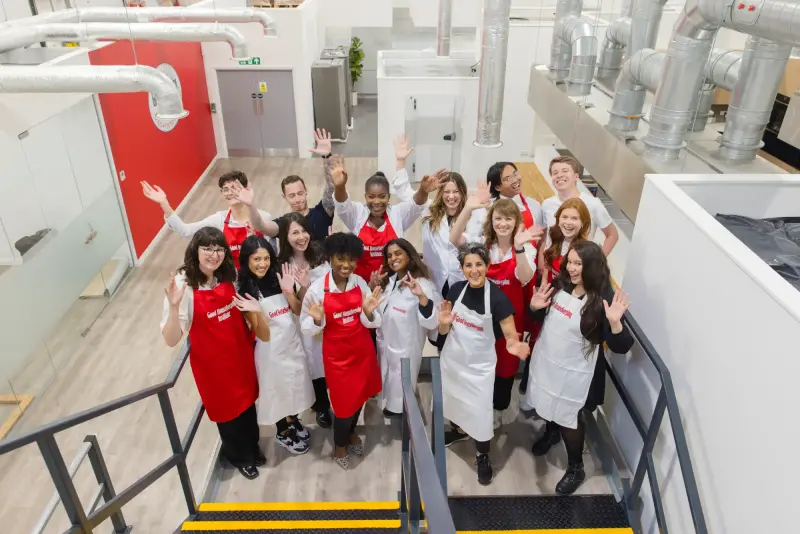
[349,36,364,107]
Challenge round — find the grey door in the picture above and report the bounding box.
[218,70,264,157]
[254,70,299,156]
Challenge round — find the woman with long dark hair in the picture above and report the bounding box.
[375,238,439,417]
[238,236,315,456]
[161,227,268,479]
[525,241,634,495]
[276,212,333,428]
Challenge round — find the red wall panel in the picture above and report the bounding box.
[90,40,217,258]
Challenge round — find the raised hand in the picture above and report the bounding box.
[514,225,536,249]
[277,263,296,294]
[394,134,415,161]
[466,180,491,210]
[506,337,531,360]
[142,181,168,204]
[527,224,545,243]
[603,289,631,325]
[309,128,333,156]
[420,171,446,194]
[245,222,255,237]
[438,301,457,326]
[231,182,255,206]
[362,286,383,316]
[369,266,388,289]
[400,273,424,298]
[331,165,348,188]
[233,293,261,313]
[530,282,554,311]
[293,265,311,288]
[164,272,185,307]
[307,297,324,323]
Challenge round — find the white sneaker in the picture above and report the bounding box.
[493,410,503,430]
[275,430,309,455]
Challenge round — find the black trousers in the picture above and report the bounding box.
[333,405,363,448]
[544,419,586,466]
[452,423,490,454]
[520,356,532,390]
[216,403,261,467]
[493,375,515,411]
[311,377,331,412]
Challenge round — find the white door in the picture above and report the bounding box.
[404,95,463,182]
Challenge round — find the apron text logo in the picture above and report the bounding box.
[455,315,484,332]
[207,301,236,322]
[392,306,407,314]
[365,245,384,258]
[269,306,291,318]
[553,302,573,319]
[488,278,510,286]
[333,307,361,320]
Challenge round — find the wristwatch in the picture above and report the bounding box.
[514,247,525,254]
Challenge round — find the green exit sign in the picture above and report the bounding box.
[238,57,262,66]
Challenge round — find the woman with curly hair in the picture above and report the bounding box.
[161,227,268,480]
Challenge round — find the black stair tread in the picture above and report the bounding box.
[449,494,630,531]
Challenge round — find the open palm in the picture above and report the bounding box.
[362,286,384,316]
[604,289,631,324]
[307,298,324,322]
[142,181,167,204]
[164,272,185,307]
[530,282,554,310]
[309,128,332,155]
[467,181,491,210]
[438,301,456,326]
[394,134,415,160]
[277,264,296,293]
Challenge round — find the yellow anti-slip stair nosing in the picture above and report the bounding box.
[182,519,400,530]
[197,501,400,512]
[457,529,634,534]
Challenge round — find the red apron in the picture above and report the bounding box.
[321,273,382,418]
[354,215,397,281]
[222,210,263,269]
[518,195,539,337]
[188,281,258,423]
[548,255,564,284]
[487,249,526,378]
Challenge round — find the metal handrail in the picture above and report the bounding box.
[606,313,709,534]
[399,357,456,534]
[0,342,201,534]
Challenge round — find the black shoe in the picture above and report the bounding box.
[237,464,259,480]
[444,429,470,447]
[476,454,494,485]
[291,419,311,442]
[532,427,561,456]
[556,463,586,495]
[316,409,332,429]
[254,449,267,467]
[383,408,402,418]
[519,379,527,394]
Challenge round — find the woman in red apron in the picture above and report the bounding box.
[161,227,269,480]
[479,200,537,430]
[300,233,383,470]
[520,198,593,397]
[330,164,443,281]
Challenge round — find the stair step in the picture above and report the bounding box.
[449,495,632,533]
[181,501,400,532]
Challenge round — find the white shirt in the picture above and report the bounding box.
[334,169,426,239]
[166,209,273,237]
[541,192,613,240]
[300,273,381,336]
[421,213,465,294]
[489,243,537,286]
[465,194,544,242]
[379,274,441,331]
[159,273,217,333]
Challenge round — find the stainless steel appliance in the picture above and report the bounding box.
[311,58,349,141]
[320,46,353,127]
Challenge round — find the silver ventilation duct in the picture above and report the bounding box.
[628,0,667,57]
[0,65,188,120]
[10,7,277,37]
[475,0,512,148]
[437,0,453,56]
[643,0,800,159]
[0,22,249,59]
[549,0,597,96]
[596,18,630,82]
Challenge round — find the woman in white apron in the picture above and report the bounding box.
[437,243,530,486]
[238,236,315,455]
[524,241,634,495]
[375,239,439,417]
[276,212,333,428]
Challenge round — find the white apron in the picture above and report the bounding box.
[524,290,599,429]
[440,283,496,442]
[377,277,425,413]
[297,262,330,380]
[255,293,315,425]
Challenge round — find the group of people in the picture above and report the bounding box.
[150,130,633,496]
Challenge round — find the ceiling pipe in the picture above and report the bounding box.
[0,22,249,59]
[549,0,597,96]
[9,7,277,37]
[475,0,512,148]
[0,65,188,120]
[628,0,667,57]
[596,18,630,83]
[437,0,453,56]
[643,0,800,159]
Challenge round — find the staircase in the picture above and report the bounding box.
[179,496,634,533]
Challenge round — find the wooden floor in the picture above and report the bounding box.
[0,157,570,532]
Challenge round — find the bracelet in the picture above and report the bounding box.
[514,247,525,253]
[321,153,333,159]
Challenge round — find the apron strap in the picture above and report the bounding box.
[223,210,232,226]
[483,281,491,315]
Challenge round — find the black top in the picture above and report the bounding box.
[437,280,515,349]
[274,200,335,244]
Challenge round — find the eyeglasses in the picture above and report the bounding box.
[501,171,521,183]
[220,187,236,194]
[200,246,226,257]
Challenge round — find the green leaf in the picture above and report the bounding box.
[349,35,365,85]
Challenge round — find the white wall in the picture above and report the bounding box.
[0,0,31,22]
[198,0,322,158]
[609,174,800,534]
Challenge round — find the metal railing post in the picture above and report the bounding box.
[83,435,129,533]
[157,391,197,516]
[400,407,409,532]
[430,357,447,495]
[630,387,667,499]
[408,445,420,534]
[37,435,91,533]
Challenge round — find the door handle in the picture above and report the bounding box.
[252,93,257,115]
[84,230,98,245]
[257,93,264,116]
[443,133,456,141]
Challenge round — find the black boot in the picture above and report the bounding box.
[555,463,586,495]
[532,424,561,456]
[316,409,332,429]
[476,454,494,486]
